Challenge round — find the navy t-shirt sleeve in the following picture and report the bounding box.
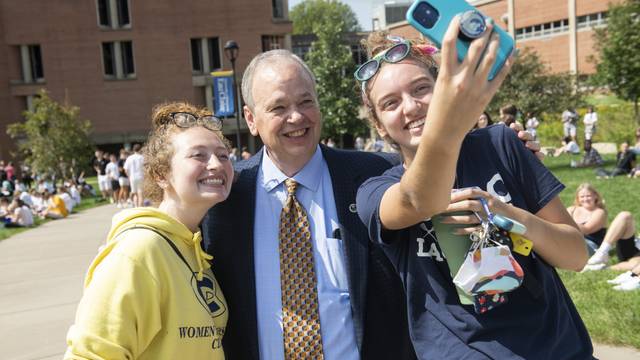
[497,126,564,213]
[356,165,406,245]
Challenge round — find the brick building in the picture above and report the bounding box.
[384,0,621,75]
[0,0,292,160]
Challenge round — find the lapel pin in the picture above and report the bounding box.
[349,204,357,213]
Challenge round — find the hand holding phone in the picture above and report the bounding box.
[407,0,515,80]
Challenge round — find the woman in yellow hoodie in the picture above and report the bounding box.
[65,102,233,359]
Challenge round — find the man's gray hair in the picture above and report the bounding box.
[241,49,316,110]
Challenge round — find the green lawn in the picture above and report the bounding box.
[545,154,640,348]
[0,176,106,241]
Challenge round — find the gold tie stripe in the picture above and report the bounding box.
[279,179,324,359]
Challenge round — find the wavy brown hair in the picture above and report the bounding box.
[359,31,439,149]
[142,102,231,203]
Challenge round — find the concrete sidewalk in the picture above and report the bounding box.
[0,204,119,360]
[0,204,639,359]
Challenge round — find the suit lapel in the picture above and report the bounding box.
[231,151,262,358]
[321,145,368,351]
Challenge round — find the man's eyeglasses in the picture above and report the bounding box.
[169,112,222,131]
[354,40,411,83]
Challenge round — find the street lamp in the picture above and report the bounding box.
[224,40,242,149]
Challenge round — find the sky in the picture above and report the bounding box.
[288,0,388,31]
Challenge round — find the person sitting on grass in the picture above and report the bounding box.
[4,198,34,228]
[554,136,580,157]
[574,140,604,168]
[41,190,68,219]
[583,210,639,271]
[0,197,10,219]
[567,183,607,255]
[596,141,636,179]
[58,186,74,214]
[607,255,640,291]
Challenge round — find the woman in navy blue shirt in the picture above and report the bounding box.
[355,18,593,359]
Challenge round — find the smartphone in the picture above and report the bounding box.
[406,0,514,80]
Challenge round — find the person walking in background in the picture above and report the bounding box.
[117,149,130,208]
[562,108,579,140]
[583,106,598,141]
[123,144,144,207]
[65,102,231,359]
[4,161,15,181]
[93,150,110,202]
[105,153,120,205]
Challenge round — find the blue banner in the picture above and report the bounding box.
[212,71,235,117]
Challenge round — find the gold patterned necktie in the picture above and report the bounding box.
[279,179,324,359]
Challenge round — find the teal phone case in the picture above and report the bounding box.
[406,0,515,80]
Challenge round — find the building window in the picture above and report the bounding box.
[262,35,285,51]
[515,12,607,41]
[272,0,285,19]
[190,37,221,74]
[385,5,411,25]
[97,0,131,28]
[102,41,135,79]
[19,44,44,83]
[351,44,367,65]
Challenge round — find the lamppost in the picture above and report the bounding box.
[224,40,242,148]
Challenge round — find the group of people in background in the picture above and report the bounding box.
[92,145,144,208]
[0,164,84,227]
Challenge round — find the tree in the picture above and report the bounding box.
[301,0,368,143]
[7,90,94,181]
[592,0,640,122]
[290,0,361,35]
[489,48,584,118]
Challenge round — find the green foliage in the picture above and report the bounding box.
[536,101,637,147]
[488,48,585,117]
[290,0,361,35]
[591,0,640,121]
[7,90,93,180]
[302,1,368,141]
[544,154,640,349]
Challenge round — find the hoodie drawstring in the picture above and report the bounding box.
[191,231,213,281]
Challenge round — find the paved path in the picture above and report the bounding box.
[0,204,118,360]
[0,204,639,360]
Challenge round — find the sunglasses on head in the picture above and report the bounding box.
[168,112,223,131]
[354,39,412,83]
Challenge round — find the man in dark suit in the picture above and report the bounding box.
[202,50,415,359]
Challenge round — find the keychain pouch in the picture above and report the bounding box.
[453,244,524,295]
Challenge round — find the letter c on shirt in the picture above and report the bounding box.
[487,173,512,203]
